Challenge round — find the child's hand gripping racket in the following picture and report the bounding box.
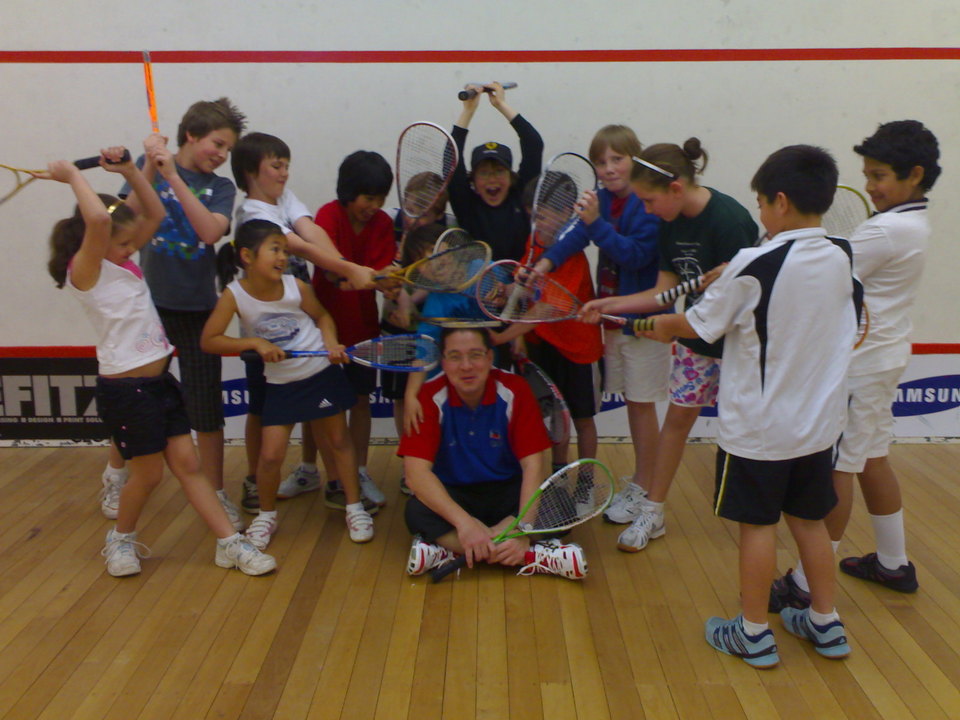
[430,458,615,582]
[476,260,626,325]
[240,334,440,372]
[1,150,132,207]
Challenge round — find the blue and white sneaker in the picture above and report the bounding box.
[277,464,321,499]
[780,607,851,659]
[705,615,780,668]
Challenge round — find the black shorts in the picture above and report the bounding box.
[343,361,378,396]
[245,355,266,416]
[405,477,522,542]
[262,365,357,426]
[157,307,224,432]
[380,368,409,400]
[526,339,601,420]
[713,447,837,525]
[95,372,192,460]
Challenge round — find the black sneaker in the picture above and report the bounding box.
[769,569,811,612]
[839,552,918,593]
[323,480,379,515]
[241,475,260,514]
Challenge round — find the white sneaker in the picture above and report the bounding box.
[517,539,587,580]
[100,470,127,519]
[406,535,454,575]
[358,468,387,507]
[277,465,321,499]
[217,490,245,532]
[245,513,278,550]
[603,481,649,524]
[617,507,665,552]
[345,506,374,543]
[215,534,277,575]
[102,529,150,577]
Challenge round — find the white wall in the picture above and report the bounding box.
[1,1,958,348]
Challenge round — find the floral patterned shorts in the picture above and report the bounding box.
[668,343,721,407]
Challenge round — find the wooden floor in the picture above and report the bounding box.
[1,442,960,719]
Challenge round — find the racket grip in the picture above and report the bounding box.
[239,350,261,363]
[430,555,468,582]
[632,318,655,334]
[655,275,704,306]
[73,149,132,170]
[458,82,517,100]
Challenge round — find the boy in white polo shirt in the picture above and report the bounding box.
[642,145,860,667]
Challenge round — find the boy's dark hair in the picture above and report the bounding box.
[216,219,284,290]
[231,132,291,193]
[47,195,135,288]
[854,120,941,191]
[177,97,247,146]
[336,150,393,205]
[751,145,839,215]
[401,223,445,266]
[439,326,494,354]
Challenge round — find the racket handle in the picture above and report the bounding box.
[240,350,295,362]
[430,555,468,582]
[457,82,518,100]
[655,275,704,306]
[601,314,627,326]
[73,149,132,170]
[632,318,655,334]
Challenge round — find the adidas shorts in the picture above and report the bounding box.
[261,364,357,427]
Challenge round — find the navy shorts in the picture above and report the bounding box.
[262,364,357,426]
[380,368,409,400]
[95,372,192,460]
[405,476,522,542]
[713,447,838,525]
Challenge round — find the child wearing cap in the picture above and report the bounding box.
[448,82,544,261]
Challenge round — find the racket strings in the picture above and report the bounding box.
[824,187,870,239]
[531,154,597,249]
[397,124,457,219]
[476,263,582,323]
[405,241,489,291]
[350,336,440,369]
[527,464,613,532]
[433,227,473,253]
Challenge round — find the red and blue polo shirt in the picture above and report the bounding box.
[399,368,551,486]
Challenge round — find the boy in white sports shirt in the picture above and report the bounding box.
[771,120,941,608]
[644,145,859,667]
[228,132,378,512]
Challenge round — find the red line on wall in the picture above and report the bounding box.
[0,48,958,64]
[1,345,958,358]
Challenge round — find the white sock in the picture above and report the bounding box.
[808,607,840,626]
[641,499,665,516]
[258,510,278,522]
[358,465,368,475]
[216,489,229,500]
[831,540,841,554]
[346,502,364,513]
[871,509,908,569]
[301,462,318,474]
[741,617,769,636]
[792,562,811,593]
[104,464,128,480]
[217,532,242,546]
